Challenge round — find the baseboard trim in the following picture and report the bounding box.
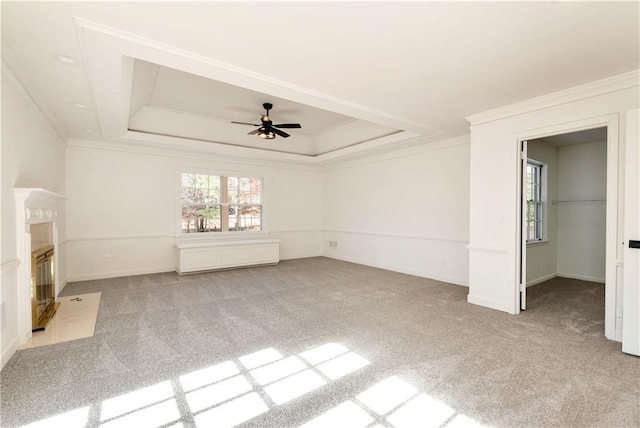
[557,273,605,283]
[1,336,20,371]
[58,278,68,294]
[67,267,175,282]
[67,253,323,282]
[526,273,557,287]
[322,253,468,287]
[280,252,323,261]
[526,273,605,286]
[467,294,514,314]
[614,328,623,343]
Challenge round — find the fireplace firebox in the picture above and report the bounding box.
[31,245,59,331]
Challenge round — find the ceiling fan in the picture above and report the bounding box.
[231,103,301,139]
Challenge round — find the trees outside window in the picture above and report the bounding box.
[525,160,545,242]
[181,173,262,233]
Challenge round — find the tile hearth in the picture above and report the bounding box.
[19,292,101,349]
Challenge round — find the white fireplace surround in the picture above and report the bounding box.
[14,188,66,345]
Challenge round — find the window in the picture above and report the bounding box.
[181,173,262,233]
[525,159,545,242]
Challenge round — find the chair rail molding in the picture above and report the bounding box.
[1,259,21,275]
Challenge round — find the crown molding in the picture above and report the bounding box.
[1,42,68,142]
[322,133,470,171]
[65,137,324,172]
[124,129,321,165]
[66,131,468,173]
[314,131,423,162]
[466,70,640,127]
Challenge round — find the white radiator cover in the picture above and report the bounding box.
[174,239,280,274]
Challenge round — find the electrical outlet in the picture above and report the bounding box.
[105,253,111,263]
[328,241,338,248]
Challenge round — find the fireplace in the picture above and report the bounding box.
[14,187,65,345]
[31,245,59,331]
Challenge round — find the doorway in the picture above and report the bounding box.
[517,119,619,341]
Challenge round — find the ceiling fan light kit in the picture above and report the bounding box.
[231,103,302,140]
[258,130,276,139]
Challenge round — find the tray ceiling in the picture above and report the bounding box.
[1,2,638,163]
[128,60,400,156]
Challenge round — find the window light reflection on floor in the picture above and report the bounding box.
[100,399,181,428]
[19,342,374,428]
[445,414,489,428]
[316,351,370,380]
[185,375,253,413]
[194,392,268,428]
[301,375,490,428]
[238,347,284,370]
[299,401,374,428]
[356,376,418,415]
[100,380,174,421]
[21,406,90,428]
[386,393,455,428]
[264,369,327,405]
[299,342,349,365]
[179,360,239,392]
[249,355,308,385]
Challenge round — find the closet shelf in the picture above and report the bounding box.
[552,199,606,204]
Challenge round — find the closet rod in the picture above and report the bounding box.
[552,199,606,203]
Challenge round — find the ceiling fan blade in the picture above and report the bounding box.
[273,123,302,129]
[247,129,261,135]
[232,121,260,126]
[273,128,290,138]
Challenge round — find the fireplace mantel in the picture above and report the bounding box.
[14,188,66,225]
[14,187,66,345]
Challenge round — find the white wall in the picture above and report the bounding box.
[65,135,471,287]
[322,136,470,286]
[1,65,66,368]
[526,140,558,286]
[64,142,324,281]
[557,141,607,282]
[468,81,638,344]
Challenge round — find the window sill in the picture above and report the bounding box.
[527,239,549,247]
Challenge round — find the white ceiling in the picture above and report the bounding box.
[2,2,639,162]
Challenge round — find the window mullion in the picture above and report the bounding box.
[221,176,229,232]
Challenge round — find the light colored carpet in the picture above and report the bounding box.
[1,258,638,427]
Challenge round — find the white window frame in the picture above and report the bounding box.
[177,169,267,238]
[526,158,547,243]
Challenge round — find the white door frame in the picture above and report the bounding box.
[514,114,619,341]
[519,139,528,311]
[622,108,640,355]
